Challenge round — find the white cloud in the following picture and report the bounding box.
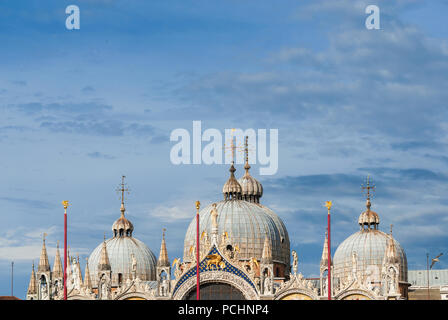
[148,204,194,222]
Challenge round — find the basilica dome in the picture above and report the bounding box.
[88,200,157,287]
[333,197,407,284]
[183,162,289,267]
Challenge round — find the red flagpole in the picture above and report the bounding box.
[196,201,201,300]
[327,205,331,300]
[62,201,69,300]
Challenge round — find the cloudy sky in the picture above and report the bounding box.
[1,0,447,298]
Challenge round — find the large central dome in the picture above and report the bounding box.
[183,200,290,265]
[183,158,290,268]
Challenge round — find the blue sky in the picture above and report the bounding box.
[1,0,448,299]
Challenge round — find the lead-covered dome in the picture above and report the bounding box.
[88,236,157,287]
[88,182,157,287]
[333,196,407,284]
[183,200,290,266]
[333,230,407,283]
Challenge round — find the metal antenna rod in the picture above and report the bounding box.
[11,261,14,297]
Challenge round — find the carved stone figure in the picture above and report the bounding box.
[210,203,218,230]
[351,252,358,281]
[100,277,108,300]
[131,254,137,279]
[388,267,397,294]
[160,279,169,297]
[264,276,271,295]
[291,250,298,275]
[322,276,327,295]
[40,279,48,300]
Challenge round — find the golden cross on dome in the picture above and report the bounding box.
[116,175,130,205]
[361,175,375,200]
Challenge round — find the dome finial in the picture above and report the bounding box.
[222,134,243,200]
[244,135,251,175]
[238,135,263,203]
[157,228,170,267]
[362,175,375,211]
[359,176,380,230]
[113,176,134,237]
[116,175,129,216]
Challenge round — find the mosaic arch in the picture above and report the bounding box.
[172,246,259,300]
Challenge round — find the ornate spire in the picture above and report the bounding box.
[84,258,92,290]
[112,176,134,237]
[261,235,272,264]
[38,233,50,273]
[27,262,37,294]
[222,162,243,200]
[76,254,83,283]
[362,175,375,211]
[117,175,129,216]
[238,136,263,203]
[359,176,380,230]
[53,240,63,279]
[244,135,251,175]
[66,247,72,282]
[98,235,111,271]
[320,231,330,268]
[384,225,399,264]
[222,134,243,200]
[157,228,170,267]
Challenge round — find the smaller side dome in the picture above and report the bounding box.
[222,163,242,200]
[358,199,380,230]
